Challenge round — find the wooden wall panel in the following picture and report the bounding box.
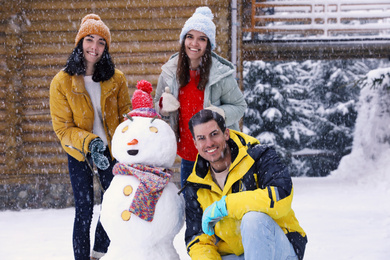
[0,0,231,183]
[0,4,5,173]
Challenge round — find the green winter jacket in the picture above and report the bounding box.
[153,52,247,136]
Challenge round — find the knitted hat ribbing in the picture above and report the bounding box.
[179,7,216,50]
[75,14,111,50]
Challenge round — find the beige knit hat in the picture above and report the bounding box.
[75,14,111,50]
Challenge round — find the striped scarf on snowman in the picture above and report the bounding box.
[113,162,172,222]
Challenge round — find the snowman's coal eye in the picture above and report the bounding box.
[149,126,158,133]
[122,126,129,133]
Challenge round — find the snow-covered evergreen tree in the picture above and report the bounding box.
[243,61,315,156]
[243,59,387,176]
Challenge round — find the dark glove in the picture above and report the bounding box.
[89,138,109,170]
[202,196,228,236]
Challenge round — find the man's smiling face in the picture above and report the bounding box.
[193,120,230,164]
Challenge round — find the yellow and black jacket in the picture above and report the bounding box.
[184,130,307,260]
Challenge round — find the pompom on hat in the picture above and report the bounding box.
[179,6,216,50]
[132,80,153,110]
[75,14,111,50]
[126,80,161,119]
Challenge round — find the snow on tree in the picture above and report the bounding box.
[332,67,390,185]
[243,59,388,176]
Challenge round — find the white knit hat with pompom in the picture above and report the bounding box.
[179,7,216,50]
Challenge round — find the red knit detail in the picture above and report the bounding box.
[177,70,203,161]
[132,80,153,109]
[136,80,153,94]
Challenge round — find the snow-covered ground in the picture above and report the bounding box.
[0,174,389,260]
[1,68,389,259]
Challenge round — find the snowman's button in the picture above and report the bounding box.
[121,210,131,221]
[123,185,133,196]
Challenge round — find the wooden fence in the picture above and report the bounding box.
[241,0,390,60]
[0,0,231,186]
[245,0,390,38]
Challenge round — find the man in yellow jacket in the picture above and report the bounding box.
[184,109,307,260]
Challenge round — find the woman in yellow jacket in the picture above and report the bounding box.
[49,14,131,260]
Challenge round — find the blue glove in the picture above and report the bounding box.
[202,196,228,236]
[89,138,109,170]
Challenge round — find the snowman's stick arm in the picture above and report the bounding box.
[64,143,106,193]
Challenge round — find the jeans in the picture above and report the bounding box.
[68,148,115,260]
[222,212,298,260]
[180,158,195,190]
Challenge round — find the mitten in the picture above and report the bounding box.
[202,196,228,236]
[89,138,109,170]
[205,104,225,119]
[159,87,180,116]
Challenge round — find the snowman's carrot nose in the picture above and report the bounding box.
[127,139,138,146]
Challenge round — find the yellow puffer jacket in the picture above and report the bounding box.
[184,130,307,260]
[49,69,131,161]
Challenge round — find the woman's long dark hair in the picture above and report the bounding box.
[176,36,212,91]
[64,38,115,82]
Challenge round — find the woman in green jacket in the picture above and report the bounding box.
[154,7,247,190]
[49,14,131,260]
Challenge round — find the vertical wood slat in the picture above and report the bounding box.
[3,2,24,175]
[0,1,6,174]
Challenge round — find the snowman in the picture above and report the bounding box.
[100,80,185,260]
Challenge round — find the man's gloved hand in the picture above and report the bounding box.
[202,196,228,236]
[89,138,109,170]
[159,87,180,116]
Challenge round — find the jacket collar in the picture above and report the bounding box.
[161,52,235,91]
[71,75,87,93]
[188,130,259,194]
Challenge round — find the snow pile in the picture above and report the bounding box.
[332,67,390,187]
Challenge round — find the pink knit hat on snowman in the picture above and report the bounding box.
[126,80,161,119]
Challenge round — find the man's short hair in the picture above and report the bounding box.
[189,109,226,138]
